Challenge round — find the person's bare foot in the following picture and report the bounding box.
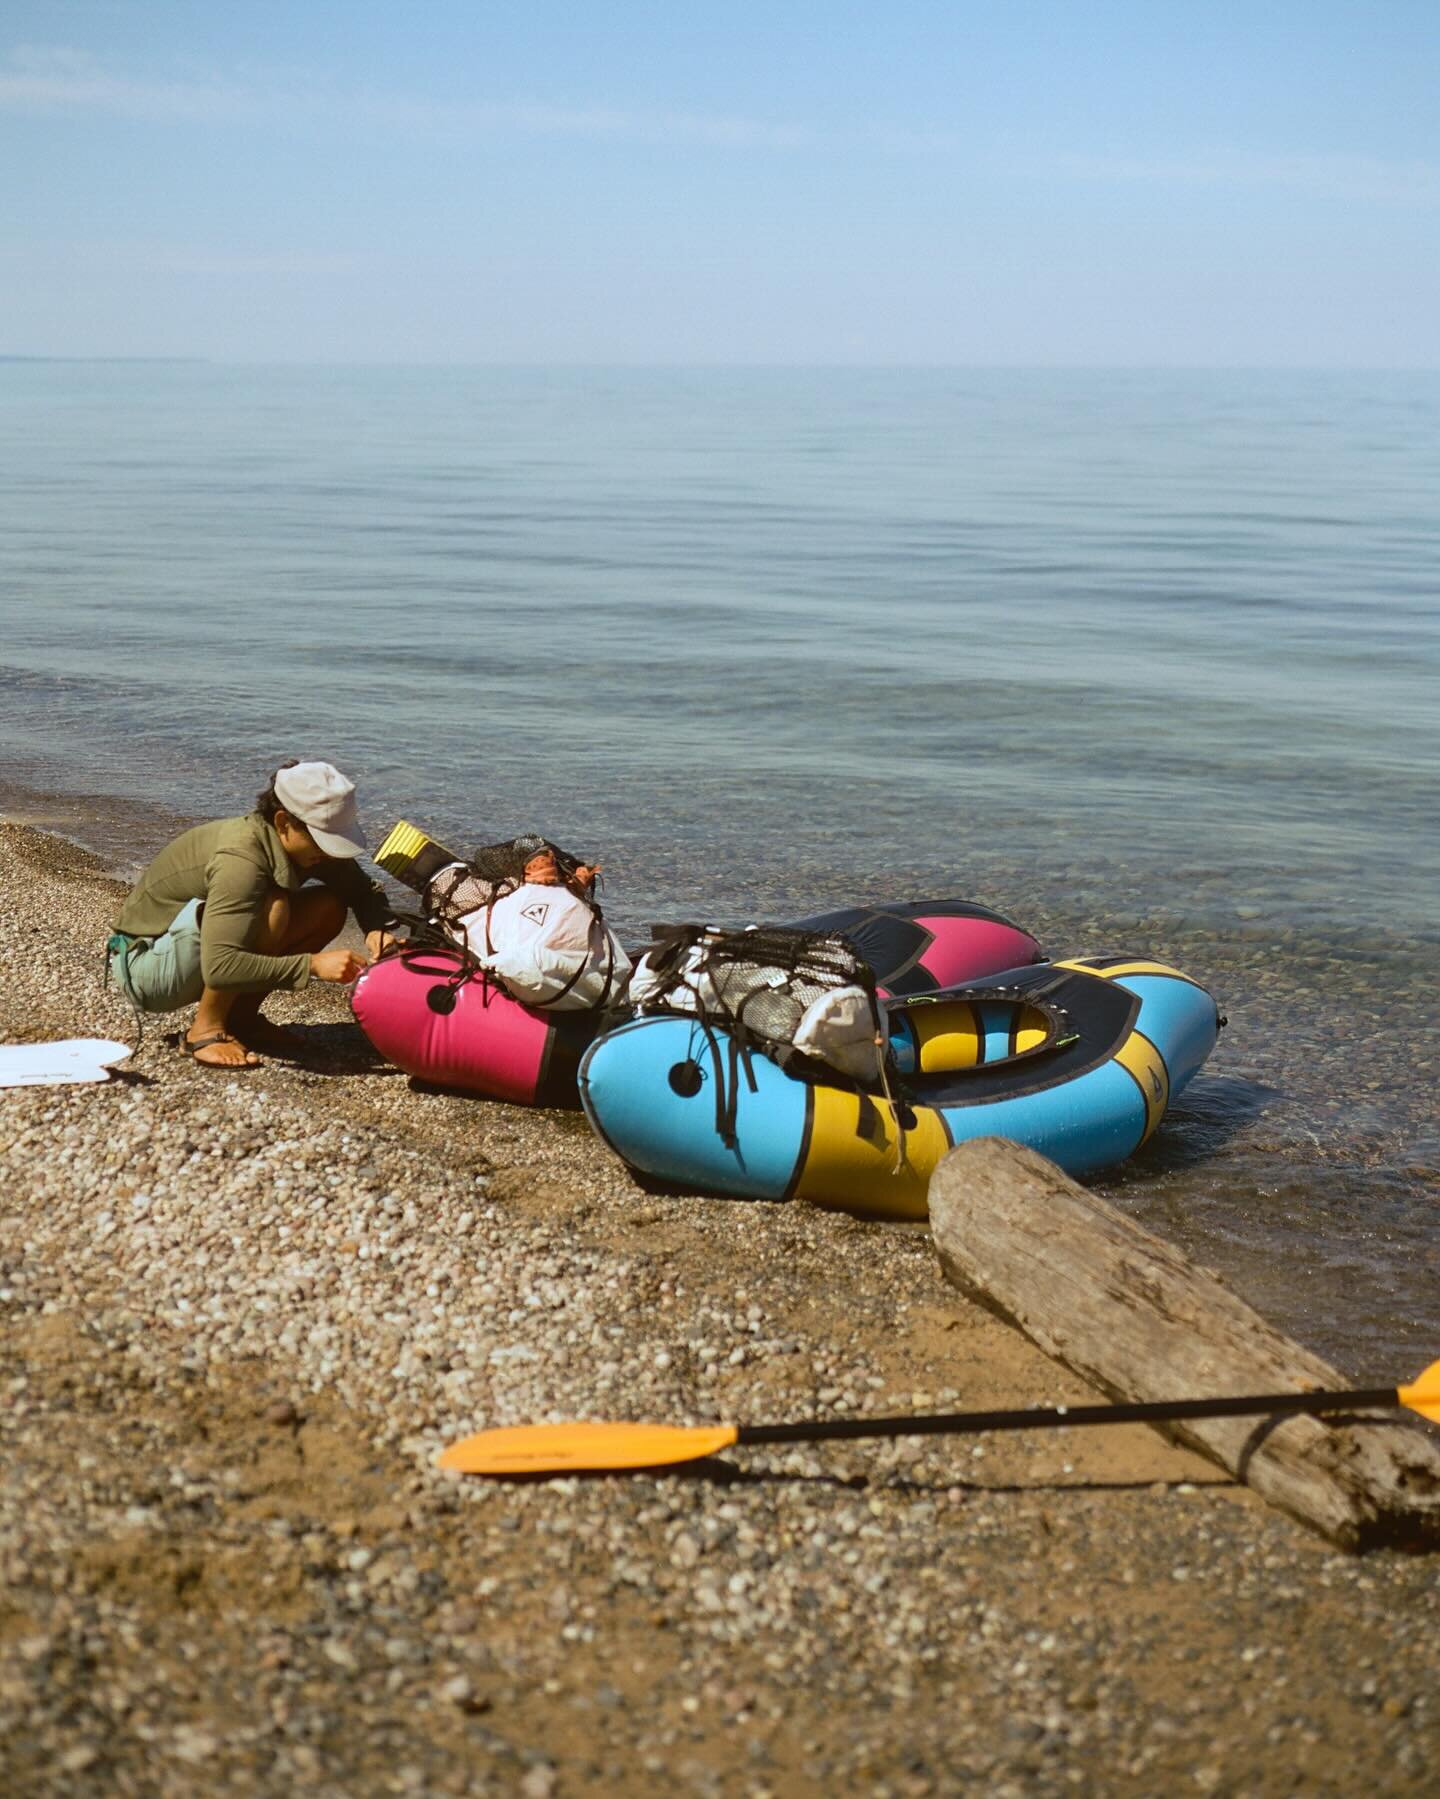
[181,1029,262,1069]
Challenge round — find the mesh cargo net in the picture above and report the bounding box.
[372,824,607,1006]
[637,923,875,1045]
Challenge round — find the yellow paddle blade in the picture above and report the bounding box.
[437,1420,740,1477]
[1397,1359,1440,1425]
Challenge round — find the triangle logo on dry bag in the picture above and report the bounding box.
[521,901,551,926]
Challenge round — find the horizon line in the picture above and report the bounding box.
[3,355,1439,374]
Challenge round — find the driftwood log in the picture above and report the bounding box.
[929,1137,1440,1551]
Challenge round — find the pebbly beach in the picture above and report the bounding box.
[3,811,1438,1796]
[7,0,1440,1784]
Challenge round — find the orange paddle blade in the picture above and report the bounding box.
[1398,1359,1440,1425]
[437,1420,740,1476]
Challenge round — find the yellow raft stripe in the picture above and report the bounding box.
[1014,1022,1048,1054]
[796,1086,949,1223]
[912,1000,980,1074]
[1113,1029,1170,1143]
[1055,957,1200,985]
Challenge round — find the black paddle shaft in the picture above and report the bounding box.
[735,1387,1399,1448]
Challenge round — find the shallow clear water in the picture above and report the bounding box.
[2,364,1436,1369]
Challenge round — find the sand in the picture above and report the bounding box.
[2,815,1437,1796]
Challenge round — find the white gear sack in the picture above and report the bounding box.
[0,1038,133,1088]
[791,987,885,1083]
[449,884,631,1011]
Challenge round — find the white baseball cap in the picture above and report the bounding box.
[273,761,368,859]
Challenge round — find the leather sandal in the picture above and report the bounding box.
[180,1029,262,1070]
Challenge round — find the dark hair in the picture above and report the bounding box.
[256,759,301,823]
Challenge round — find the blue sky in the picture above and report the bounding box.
[3,1,1437,363]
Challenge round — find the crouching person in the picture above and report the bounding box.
[107,760,401,1068]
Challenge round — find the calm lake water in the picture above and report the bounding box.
[2,364,1437,1369]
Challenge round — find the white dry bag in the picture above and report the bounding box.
[451,880,631,1011]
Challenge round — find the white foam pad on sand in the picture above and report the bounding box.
[0,1039,134,1088]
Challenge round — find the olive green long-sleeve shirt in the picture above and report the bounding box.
[114,813,398,994]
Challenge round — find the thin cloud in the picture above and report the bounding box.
[144,248,370,277]
[0,44,811,149]
[0,239,374,277]
[1059,148,1440,207]
[0,45,253,123]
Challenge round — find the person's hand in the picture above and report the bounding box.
[310,947,368,985]
[366,929,401,960]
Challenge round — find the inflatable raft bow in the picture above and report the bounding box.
[578,955,1223,1217]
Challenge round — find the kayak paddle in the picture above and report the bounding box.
[437,1360,1440,1477]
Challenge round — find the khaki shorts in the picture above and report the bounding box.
[108,899,206,1014]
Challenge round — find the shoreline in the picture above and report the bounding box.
[3,812,1438,1793]
[0,773,198,881]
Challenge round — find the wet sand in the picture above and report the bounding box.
[2,814,1437,1796]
